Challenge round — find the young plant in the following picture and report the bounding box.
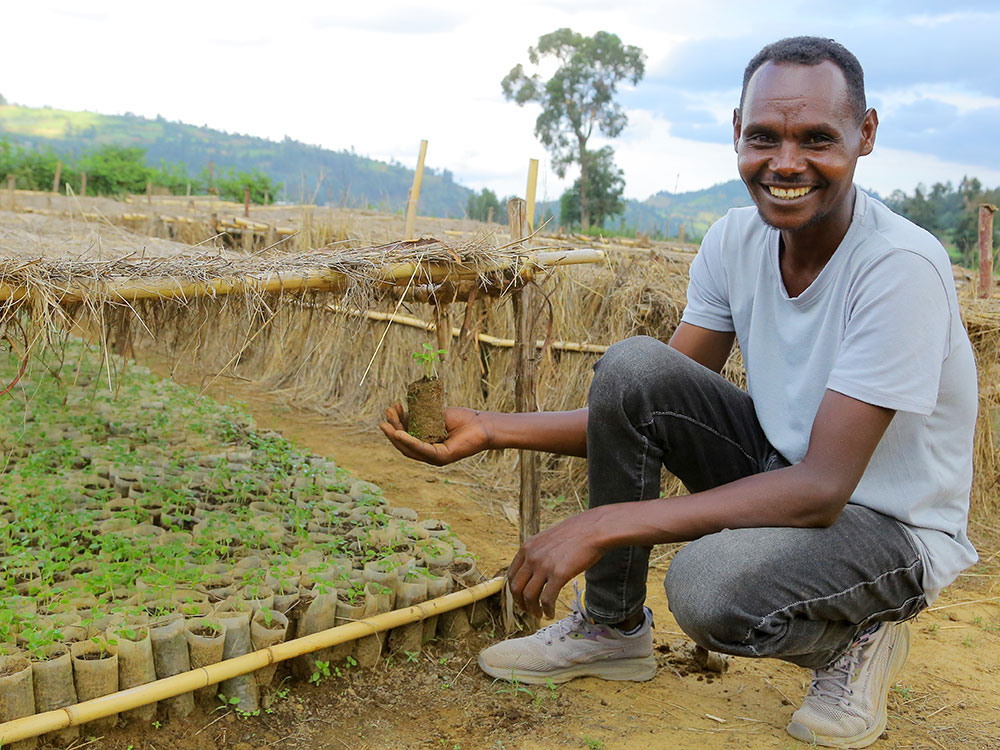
[411,344,446,381]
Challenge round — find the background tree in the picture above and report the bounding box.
[559,146,625,229]
[502,28,644,229]
[466,187,500,222]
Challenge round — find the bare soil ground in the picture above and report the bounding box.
[81,365,1000,750]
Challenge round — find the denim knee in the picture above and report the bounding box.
[590,336,684,417]
[664,534,757,651]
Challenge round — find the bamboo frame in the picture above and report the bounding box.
[327,305,609,354]
[0,248,605,305]
[0,577,505,746]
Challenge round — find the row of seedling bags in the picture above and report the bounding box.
[0,551,485,748]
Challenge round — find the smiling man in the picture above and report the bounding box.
[380,37,978,748]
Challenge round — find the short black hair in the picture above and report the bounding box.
[740,36,867,122]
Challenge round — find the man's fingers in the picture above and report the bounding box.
[539,578,565,620]
[385,403,408,431]
[519,571,548,618]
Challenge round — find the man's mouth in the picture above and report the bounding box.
[766,185,814,200]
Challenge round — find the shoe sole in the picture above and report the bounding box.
[786,623,911,749]
[477,653,657,686]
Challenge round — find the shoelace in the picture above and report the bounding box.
[534,584,601,645]
[808,629,876,708]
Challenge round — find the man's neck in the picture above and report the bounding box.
[779,187,857,297]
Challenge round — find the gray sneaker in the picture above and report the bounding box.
[786,621,910,748]
[477,587,656,685]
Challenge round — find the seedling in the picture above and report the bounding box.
[309,660,331,685]
[412,344,446,381]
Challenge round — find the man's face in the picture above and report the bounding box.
[734,60,877,233]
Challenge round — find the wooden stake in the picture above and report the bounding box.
[525,158,539,232]
[186,182,191,197]
[979,203,997,299]
[208,160,214,191]
[510,197,540,631]
[404,139,428,240]
[678,222,686,244]
[6,175,14,210]
[487,205,494,224]
[244,186,251,218]
[263,188,269,207]
[146,181,152,205]
[80,172,87,197]
[52,161,62,194]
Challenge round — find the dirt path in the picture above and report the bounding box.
[105,361,1000,750]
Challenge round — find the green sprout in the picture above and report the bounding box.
[411,344,446,380]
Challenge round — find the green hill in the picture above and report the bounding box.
[0,104,472,217]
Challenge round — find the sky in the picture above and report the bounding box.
[3,0,999,204]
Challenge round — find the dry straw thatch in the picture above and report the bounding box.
[1,204,998,524]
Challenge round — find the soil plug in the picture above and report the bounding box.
[354,583,389,669]
[329,591,366,666]
[113,625,158,723]
[693,645,730,674]
[70,639,119,731]
[0,655,37,750]
[249,608,288,689]
[293,587,338,679]
[185,618,225,709]
[31,644,79,745]
[422,570,450,644]
[405,344,447,443]
[217,608,260,713]
[388,574,427,656]
[362,560,399,605]
[149,614,194,718]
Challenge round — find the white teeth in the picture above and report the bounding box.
[768,186,813,199]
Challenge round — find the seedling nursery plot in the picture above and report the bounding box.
[0,339,485,741]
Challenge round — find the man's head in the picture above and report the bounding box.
[741,37,867,124]
[734,37,878,236]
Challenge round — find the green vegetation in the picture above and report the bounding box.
[466,188,501,222]
[886,177,999,267]
[0,338,468,661]
[558,146,625,229]
[502,28,645,230]
[0,135,281,200]
[0,103,470,215]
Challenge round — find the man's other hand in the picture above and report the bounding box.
[380,404,493,466]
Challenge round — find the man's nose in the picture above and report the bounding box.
[769,142,806,176]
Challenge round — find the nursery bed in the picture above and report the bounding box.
[0,338,486,743]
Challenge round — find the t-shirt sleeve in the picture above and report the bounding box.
[681,219,735,332]
[826,250,951,416]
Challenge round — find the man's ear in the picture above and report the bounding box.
[733,108,741,153]
[859,108,878,157]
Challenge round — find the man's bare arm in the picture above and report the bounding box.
[509,389,895,618]
[381,324,735,465]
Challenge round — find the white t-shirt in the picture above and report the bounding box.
[681,188,978,601]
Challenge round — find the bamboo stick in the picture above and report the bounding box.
[327,305,609,354]
[526,158,539,233]
[0,578,504,746]
[980,203,997,299]
[509,203,540,532]
[0,249,604,305]
[404,139,428,240]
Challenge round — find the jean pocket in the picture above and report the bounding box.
[763,450,790,472]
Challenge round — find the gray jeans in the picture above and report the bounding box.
[583,336,926,669]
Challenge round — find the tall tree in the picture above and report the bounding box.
[559,146,626,229]
[502,28,644,229]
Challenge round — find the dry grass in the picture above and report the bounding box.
[1,196,998,524]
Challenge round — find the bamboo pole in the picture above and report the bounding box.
[0,248,605,305]
[509,200,541,545]
[404,139,428,240]
[244,186,251,218]
[327,305,609,354]
[979,203,997,299]
[5,175,13,210]
[80,172,87,198]
[52,161,61,194]
[0,578,504,747]
[526,158,539,233]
